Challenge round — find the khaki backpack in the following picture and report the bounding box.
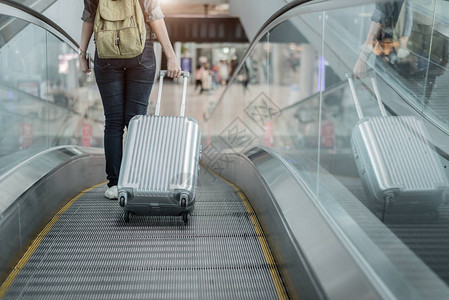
[94,0,146,59]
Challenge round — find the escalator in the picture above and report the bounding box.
[1,173,286,299]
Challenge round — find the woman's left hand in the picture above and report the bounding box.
[167,57,181,78]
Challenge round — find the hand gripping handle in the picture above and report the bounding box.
[159,70,190,78]
[155,71,190,116]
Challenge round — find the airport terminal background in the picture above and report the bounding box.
[1,0,449,299]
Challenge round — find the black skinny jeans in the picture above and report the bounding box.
[94,40,156,187]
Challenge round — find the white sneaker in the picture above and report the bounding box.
[104,186,118,200]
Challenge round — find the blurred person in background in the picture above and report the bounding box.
[218,60,230,86]
[200,62,212,94]
[195,64,204,93]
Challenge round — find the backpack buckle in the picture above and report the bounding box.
[115,32,120,46]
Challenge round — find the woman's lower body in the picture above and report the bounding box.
[94,40,156,198]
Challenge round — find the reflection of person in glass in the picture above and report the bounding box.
[353,0,413,79]
[79,0,181,200]
[354,1,448,103]
[409,21,448,103]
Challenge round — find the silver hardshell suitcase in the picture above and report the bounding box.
[118,71,201,224]
[348,75,448,220]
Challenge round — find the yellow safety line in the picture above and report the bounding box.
[0,182,106,299]
[206,167,289,300]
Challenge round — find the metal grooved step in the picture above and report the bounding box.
[2,173,284,299]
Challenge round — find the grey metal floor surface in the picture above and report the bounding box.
[2,173,285,300]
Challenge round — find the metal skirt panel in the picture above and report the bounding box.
[2,173,284,300]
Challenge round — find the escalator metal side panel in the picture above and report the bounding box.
[0,146,105,284]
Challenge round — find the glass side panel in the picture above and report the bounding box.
[207,0,449,295]
[204,35,273,156]
[45,32,103,147]
[0,19,48,155]
[323,0,449,289]
[313,1,449,292]
[420,0,449,126]
[0,15,103,171]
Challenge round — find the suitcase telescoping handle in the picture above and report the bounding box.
[346,73,388,120]
[155,70,190,117]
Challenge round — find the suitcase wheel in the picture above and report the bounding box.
[180,194,188,208]
[123,211,131,223]
[182,212,189,224]
[385,193,394,207]
[119,196,125,207]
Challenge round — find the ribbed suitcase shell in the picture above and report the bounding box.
[351,116,448,214]
[118,114,201,216]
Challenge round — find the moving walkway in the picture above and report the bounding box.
[2,170,285,299]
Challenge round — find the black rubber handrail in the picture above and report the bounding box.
[246,0,312,47]
[0,0,79,48]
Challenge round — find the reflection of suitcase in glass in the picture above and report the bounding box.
[118,71,201,224]
[348,75,449,220]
